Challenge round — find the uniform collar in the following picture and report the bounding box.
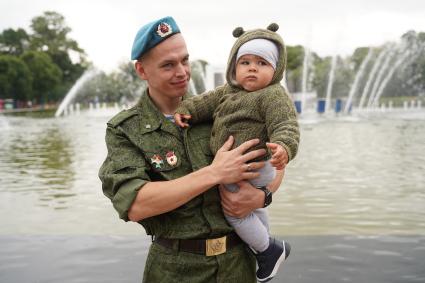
[137,89,192,136]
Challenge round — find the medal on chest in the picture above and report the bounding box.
[166,151,178,166]
[150,154,164,169]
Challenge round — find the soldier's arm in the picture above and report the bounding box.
[127,136,267,222]
[99,125,152,221]
[175,85,227,124]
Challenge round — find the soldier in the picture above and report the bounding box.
[99,16,284,283]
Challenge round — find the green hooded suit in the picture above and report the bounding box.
[176,23,300,162]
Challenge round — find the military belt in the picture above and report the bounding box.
[154,232,242,256]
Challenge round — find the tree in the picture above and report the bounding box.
[0,28,30,56]
[351,47,370,71]
[29,11,88,86]
[286,45,308,93]
[109,61,147,102]
[0,55,32,101]
[21,51,62,103]
[332,57,354,98]
[286,45,304,71]
[311,56,330,98]
[190,60,208,94]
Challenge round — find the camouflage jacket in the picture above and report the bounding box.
[98,91,233,239]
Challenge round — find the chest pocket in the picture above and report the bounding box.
[139,130,183,172]
[186,123,214,170]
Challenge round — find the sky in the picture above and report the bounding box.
[1,0,425,72]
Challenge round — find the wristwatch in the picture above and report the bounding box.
[258,186,272,208]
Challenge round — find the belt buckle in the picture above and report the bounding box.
[206,236,227,256]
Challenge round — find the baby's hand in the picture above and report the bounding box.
[174,113,192,128]
[266,143,288,170]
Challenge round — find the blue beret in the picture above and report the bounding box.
[131,16,181,60]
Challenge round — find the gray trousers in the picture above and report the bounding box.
[224,161,276,252]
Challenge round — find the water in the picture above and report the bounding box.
[301,47,311,112]
[1,111,425,282]
[55,69,100,117]
[344,48,373,113]
[358,46,390,109]
[373,42,423,107]
[367,46,397,108]
[325,55,337,113]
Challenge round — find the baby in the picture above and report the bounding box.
[175,23,299,282]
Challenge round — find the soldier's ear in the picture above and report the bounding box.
[135,61,148,80]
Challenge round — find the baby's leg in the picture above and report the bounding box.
[254,208,270,232]
[225,211,269,252]
[224,161,276,252]
[249,160,276,188]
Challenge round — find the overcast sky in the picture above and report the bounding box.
[1,0,425,72]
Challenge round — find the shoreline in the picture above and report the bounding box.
[1,234,424,283]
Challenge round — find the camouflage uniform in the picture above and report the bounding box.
[99,91,256,282]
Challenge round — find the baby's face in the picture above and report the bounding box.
[235,54,275,92]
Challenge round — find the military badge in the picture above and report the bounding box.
[150,154,164,169]
[166,151,178,166]
[157,22,172,37]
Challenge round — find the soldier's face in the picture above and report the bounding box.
[136,34,191,100]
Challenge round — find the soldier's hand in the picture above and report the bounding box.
[211,136,266,185]
[174,113,191,127]
[219,182,264,218]
[267,142,288,170]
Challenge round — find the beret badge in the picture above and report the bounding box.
[157,22,172,37]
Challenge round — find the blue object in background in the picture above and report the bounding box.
[335,99,342,113]
[294,100,302,114]
[317,99,326,113]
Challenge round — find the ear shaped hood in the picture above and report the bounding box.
[225,23,286,89]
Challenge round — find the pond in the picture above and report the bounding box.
[0,110,424,282]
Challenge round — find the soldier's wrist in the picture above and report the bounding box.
[203,164,222,186]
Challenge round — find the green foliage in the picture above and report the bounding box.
[0,55,32,100]
[418,32,425,42]
[331,57,354,98]
[285,45,304,93]
[0,11,88,105]
[21,51,62,103]
[311,56,330,98]
[30,11,83,55]
[190,60,208,94]
[351,47,370,71]
[286,45,304,71]
[29,11,87,86]
[0,28,30,56]
[385,49,425,97]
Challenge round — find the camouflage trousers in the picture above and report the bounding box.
[142,241,256,283]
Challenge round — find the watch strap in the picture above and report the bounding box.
[257,186,272,208]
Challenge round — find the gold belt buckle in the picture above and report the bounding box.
[206,236,227,256]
